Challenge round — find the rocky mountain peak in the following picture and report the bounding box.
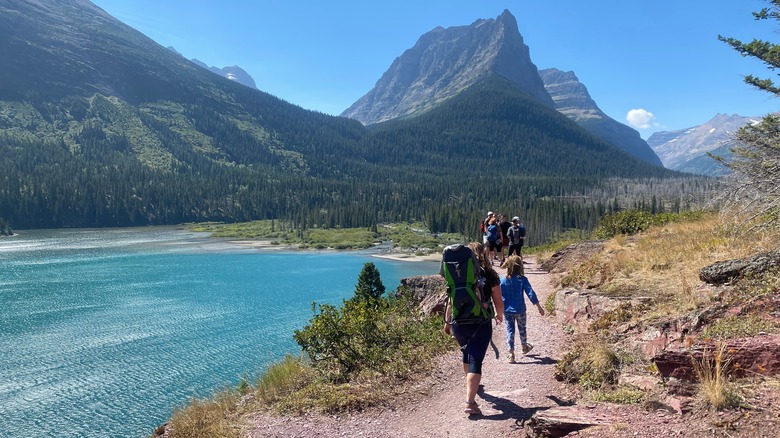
[539,68,663,166]
[538,69,599,114]
[191,60,258,90]
[341,9,553,124]
[167,47,258,90]
[647,113,761,175]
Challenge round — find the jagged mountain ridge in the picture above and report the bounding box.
[166,46,258,89]
[647,113,761,176]
[341,9,553,124]
[539,68,663,166]
[192,61,257,89]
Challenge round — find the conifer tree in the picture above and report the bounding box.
[354,262,386,301]
[718,0,780,231]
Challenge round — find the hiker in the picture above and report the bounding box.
[441,241,503,416]
[479,211,494,245]
[506,216,526,260]
[500,255,544,363]
[485,217,502,265]
[498,214,511,264]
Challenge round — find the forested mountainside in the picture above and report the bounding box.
[0,0,710,244]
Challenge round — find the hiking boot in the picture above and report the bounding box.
[507,350,515,363]
[521,343,533,354]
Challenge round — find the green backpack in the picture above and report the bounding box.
[440,244,491,324]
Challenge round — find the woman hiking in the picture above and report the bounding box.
[443,242,504,416]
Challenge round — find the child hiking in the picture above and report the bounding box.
[500,255,544,363]
[441,241,504,417]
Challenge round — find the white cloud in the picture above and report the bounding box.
[626,108,656,129]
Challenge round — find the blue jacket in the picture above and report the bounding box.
[500,275,539,314]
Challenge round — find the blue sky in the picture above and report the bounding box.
[91,0,779,139]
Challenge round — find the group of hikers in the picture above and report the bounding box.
[479,211,526,266]
[440,211,542,416]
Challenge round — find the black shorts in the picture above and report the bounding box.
[487,240,500,251]
[452,321,493,374]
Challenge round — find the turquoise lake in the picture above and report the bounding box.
[0,228,439,437]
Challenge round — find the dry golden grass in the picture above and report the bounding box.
[561,213,780,319]
[254,355,312,405]
[691,342,740,410]
[167,391,242,438]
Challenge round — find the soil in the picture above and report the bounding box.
[243,257,780,437]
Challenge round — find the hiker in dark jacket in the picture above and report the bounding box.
[506,216,526,260]
[498,214,511,264]
[444,241,504,416]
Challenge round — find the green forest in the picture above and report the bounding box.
[0,78,716,244]
[0,0,715,245]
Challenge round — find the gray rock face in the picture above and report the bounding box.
[191,59,258,90]
[167,47,258,89]
[647,113,762,175]
[341,9,553,124]
[396,275,447,316]
[539,68,663,167]
[190,58,257,90]
[699,249,780,285]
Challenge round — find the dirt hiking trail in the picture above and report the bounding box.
[248,256,568,437]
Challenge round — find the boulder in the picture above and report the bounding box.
[652,335,780,381]
[396,275,447,316]
[699,249,780,285]
[540,241,605,274]
[629,305,726,360]
[554,288,634,333]
[527,405,614,437]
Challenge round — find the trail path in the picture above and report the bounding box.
[248,256,568,437]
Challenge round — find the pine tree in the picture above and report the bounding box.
[354,262,386,301]
[718,0,780,231]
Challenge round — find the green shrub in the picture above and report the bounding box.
[588,385,646,404]
[701,314,777,339]
[590,303,633,332]
[593,210,708,239]
[556,341,620,390]
[544,291,557,316]
[293,292,449,383]
[594,210,651,238]
[255,355,312,404]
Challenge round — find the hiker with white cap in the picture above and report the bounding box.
[506,216,526,260]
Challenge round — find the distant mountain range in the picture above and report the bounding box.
[167,46,258,89]
[647,113,761,176]
[0,1,679,232]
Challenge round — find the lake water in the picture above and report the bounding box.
[0,227,439,437]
